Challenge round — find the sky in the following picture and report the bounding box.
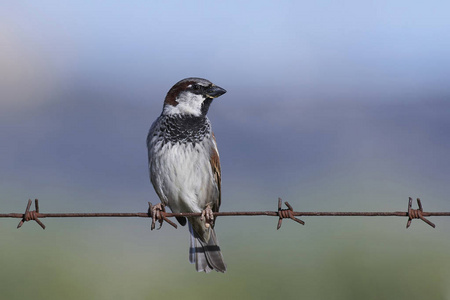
[1,1,450,299]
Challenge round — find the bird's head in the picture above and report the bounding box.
[162,77,226,117]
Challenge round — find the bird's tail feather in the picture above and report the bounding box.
[189,222,226,273]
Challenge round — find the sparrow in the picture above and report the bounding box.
[147,77,227,273]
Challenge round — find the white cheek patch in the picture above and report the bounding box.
[164,91,205,116]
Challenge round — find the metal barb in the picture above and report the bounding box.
[148,202,178,230]
[406,197,436,229]
[3,197,449,231]
[276,197,305,230]
[17,199,45,230]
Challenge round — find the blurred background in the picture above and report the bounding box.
[1,1,450,299]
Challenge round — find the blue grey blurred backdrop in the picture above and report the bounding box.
[1,1,450,299]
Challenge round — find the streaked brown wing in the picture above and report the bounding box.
[209,132,221,212]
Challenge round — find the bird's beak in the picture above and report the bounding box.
[205,85,227,98]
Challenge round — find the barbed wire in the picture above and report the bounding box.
[1,197,449,231]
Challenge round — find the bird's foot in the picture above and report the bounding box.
[150,202,166,230]
[201,204,214,228]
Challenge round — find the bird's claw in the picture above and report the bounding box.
[201,204,214,228]
[151,202,166,230]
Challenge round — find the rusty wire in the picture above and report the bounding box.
[1,197,449,230]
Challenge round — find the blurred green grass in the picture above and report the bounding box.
[2,208,450,300]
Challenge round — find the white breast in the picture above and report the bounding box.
[148,133,218,214]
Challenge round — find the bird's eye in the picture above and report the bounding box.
[192,84,200,90]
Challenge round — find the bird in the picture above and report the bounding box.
[147,77,227,273]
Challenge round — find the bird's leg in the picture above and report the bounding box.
[151,202,166,230]
[201,203,214,228]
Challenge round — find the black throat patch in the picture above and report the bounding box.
[201,98,213,115]
[157,114,211,145]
